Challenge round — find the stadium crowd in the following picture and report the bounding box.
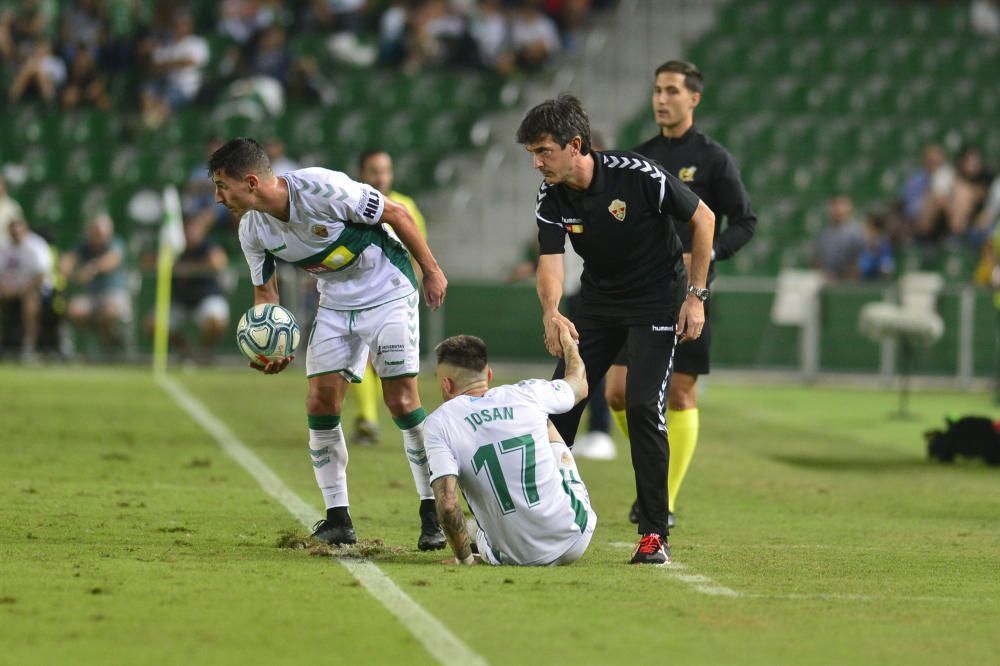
[810,141,1000,288]
[0,0,618,360]
[2,0,999,368]
[2,0,615,123]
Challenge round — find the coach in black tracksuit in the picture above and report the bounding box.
[516,94,715,564]
[607,61,757,531]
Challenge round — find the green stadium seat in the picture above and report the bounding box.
[273,106,323,155]
[151,109,209,150]
[329,109,378,153]
[824,4,864,35]
[63,147,104,186]
[780,3,821,34]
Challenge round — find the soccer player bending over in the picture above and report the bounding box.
[424,321,596,566]
[209,137,449,550]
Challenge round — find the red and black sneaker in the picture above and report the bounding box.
[630,533,671,565]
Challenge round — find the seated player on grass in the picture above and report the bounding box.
[423,322,596,566]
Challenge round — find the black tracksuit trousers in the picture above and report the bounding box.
[550,315,677,538]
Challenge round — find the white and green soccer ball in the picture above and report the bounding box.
[236,303,301,366]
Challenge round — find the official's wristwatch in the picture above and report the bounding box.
[687,285,710,302]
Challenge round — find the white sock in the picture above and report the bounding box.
[401,422,433,500]
[310,427,349,509]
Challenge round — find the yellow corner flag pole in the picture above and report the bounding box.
[152,186,185,377]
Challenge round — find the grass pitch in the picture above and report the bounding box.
[1,365,998,665]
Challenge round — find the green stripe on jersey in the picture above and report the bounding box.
[562,479,589,533]
[262,251,276,284]
[290,224,417,289]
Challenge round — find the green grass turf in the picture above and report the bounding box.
[1,365,998,665]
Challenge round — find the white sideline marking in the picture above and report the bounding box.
[607,543,964,603]
[158,375,488,666]
[607,542,742,597]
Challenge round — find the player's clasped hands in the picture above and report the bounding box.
[251,355,295,374]
[543,313,579,356]
[555,318,578,356]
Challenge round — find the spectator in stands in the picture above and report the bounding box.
[217,0,281,45]
[300,0,369,34]
[285,55,337,105]
[140,12,209,127]
[544,0,592,51]
[509,0,562,71]
[0,177,25,255]
[379,0,479,71]
[98,0,145,73]
[184,138,235,232]
[60,213,131,351]
[899,143,954,244]
[61,48,111,111]
[376,0,410,66]
[150,219,230,362]
[0,218,52,361]
[57,0,103,63]
[4,0,53,53]
[0,8,13,62]
[971,0,1000,37]
[946,145,994,245]
[812,195,865,283]
[857,209,896,281]
[7,39,66,105]
[471,0,514,75]
[250,24,292,84]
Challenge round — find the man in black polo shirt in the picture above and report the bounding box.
[516,93,716,565]
[605,61,757,531]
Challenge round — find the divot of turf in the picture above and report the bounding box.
[275,531,408,558]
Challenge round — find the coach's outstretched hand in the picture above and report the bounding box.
[543,312,579,357]
[422,268,447,310]
[251,355,295,374]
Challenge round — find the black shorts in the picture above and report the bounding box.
[612,300,711,376]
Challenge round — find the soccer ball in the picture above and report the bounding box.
[236,304,301,366]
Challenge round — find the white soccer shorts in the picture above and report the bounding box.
[306,292,420,381]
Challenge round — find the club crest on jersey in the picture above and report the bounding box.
[608,199,627,222]
[311,224,329,238]
[679,166,697,182]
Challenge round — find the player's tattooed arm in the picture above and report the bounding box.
[431,475,475,565]
[554,318,588,404]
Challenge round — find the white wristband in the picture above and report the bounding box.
[460,553,475,565]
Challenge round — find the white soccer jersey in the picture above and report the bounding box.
[424,379,593,566]
[238,167,417,310]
